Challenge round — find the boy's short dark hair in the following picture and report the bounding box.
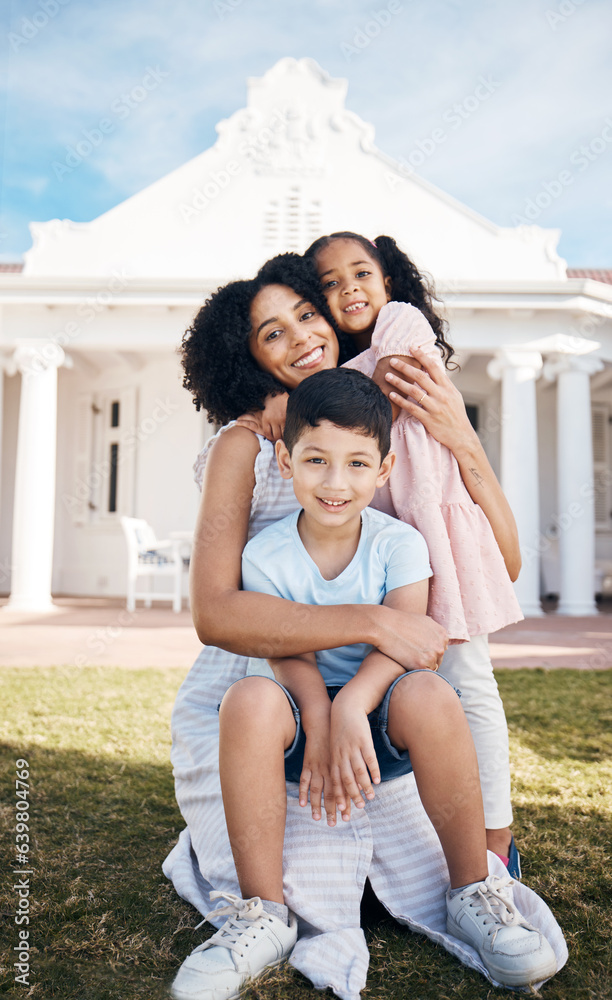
[284,368,392,459]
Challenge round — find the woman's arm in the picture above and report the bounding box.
[190,425,448,664]
[384,349,522,581]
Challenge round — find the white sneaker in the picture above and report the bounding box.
[446,874,558,987]
[170,892,298,1000]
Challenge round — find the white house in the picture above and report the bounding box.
[1,57,612,615]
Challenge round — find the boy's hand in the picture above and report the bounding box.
[236,392,289,443]
[330,691,380,822]
[300,726,337,826]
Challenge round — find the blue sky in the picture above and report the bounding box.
[2,0,611,266]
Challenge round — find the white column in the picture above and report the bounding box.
[543,352,603,615]
[487,349,544,617]
[5,342,65,613]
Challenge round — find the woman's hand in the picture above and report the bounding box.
[384,348,479,457]
[236,391,289,443]
[385,348,522,580]
[374,607,447,671]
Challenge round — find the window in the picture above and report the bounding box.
[103,398,121,516]
[67,388,137,525]
[592,405,611,530]
[108,442,119,513]
[465,404,479,432]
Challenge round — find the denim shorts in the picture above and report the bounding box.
[260,669,459,784]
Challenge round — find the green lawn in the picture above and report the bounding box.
[0,666,610,999]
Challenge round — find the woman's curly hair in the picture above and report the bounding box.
[305,231,457,369]
[181,253,352,425]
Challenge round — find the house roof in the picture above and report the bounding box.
[2,261,612,285]
[567,269,612,285]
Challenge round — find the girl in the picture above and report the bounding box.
[304,231,523,874]
[166,253,565,1000]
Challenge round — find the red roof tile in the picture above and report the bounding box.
[567,268,612,285]
[0,262,24,272]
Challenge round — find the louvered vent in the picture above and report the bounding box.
[263,187,322,252]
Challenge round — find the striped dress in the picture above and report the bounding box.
[163,423,567,1000]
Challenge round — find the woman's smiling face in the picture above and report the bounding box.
[249,283,340,390]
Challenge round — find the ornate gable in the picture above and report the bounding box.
[23,58,565,282]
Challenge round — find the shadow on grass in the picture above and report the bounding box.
[497,668,612,762]
[0,739,610,1000]
[0,743,192,1000]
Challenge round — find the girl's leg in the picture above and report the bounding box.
[219,676,297,904]
[438,635,513,857]
[386,671,487,889]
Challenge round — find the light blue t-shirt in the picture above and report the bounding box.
[241,506,432,686]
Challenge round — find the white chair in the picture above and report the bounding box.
[121,517,185,613]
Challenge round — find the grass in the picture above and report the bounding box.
[0,666,610,1000]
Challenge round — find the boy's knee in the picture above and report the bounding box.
[393,669,458,713]
[219,676,286,725]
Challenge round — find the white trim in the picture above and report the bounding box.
[1,277,611,310]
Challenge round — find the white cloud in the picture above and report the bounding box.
[2,0,611,263]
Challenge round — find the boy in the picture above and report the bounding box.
[171,369,556,1000]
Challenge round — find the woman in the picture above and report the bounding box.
[164,254,565,999]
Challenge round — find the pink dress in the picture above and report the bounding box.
[343,301,523,642]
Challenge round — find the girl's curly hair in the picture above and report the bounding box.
[305,231,457,369]
[181,253,352,425]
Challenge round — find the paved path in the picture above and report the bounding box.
[489,615,612,670]
[1,597,611,669]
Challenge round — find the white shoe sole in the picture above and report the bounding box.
[170,954,289,1000]
[447,918,558,986]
